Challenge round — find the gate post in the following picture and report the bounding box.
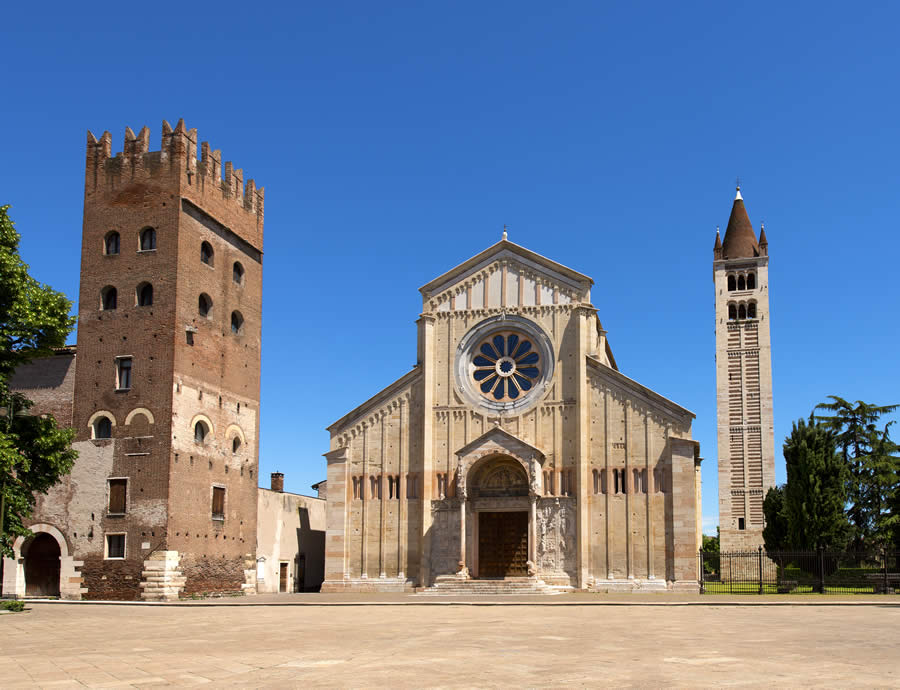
[758,545,763,594]
[883,549,888,595]
[698,550,704,594]
[817,546,825,594]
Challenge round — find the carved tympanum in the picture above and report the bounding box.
[471,457,529,498]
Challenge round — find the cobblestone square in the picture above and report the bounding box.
[3,595,899,687]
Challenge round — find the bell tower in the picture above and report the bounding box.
[713,186,775,551]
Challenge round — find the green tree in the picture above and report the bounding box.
[782,417,850,550]
[868,422,900,548]
[814,396,899,548]
[762,485,790,552]
[701,527,720,575]
[0,205,78,558]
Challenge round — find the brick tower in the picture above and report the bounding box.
[713,187,775,552]
[74,121,264,598]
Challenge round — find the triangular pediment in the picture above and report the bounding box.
[455,426,545,465]
[420,239,592,314]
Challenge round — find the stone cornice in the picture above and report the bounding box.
[420,240,592,298]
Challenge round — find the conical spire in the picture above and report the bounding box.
[758,223,768,256]
[713,226,723,259]
[721,186,759,259]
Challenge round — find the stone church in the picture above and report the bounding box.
[322,236,703,592]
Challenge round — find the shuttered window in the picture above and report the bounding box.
[212,486,225,520]
[106,534,125,559]
[108,478,127,514]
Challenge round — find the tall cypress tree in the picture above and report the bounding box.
[782,417,850,550]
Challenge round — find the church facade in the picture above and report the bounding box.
[322,239,703,592]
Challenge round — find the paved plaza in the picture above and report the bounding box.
[2,594,899,687]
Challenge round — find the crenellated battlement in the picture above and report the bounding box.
[85,119,264,221]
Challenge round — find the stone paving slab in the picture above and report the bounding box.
[12,591,900,606]
[2,598,899,687]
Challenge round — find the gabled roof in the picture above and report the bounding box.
[721,188,760,259]
[419,238,592,297]
[587,357,695,424]
[454,425,545,460]
[326,367,421,433]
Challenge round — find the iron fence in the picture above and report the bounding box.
[699,548,900,594]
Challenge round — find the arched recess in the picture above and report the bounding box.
[190,413,215,440]
[225,424,246,454]
[4,523,83,600]
[125,407,155,426]
[87,410,117,431]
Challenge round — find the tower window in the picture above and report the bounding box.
[101,286,117,311]
[200,241,214,266]
[737,275,746,291]
[232,437,242,454]
[108,478,127,515]
[748,302,757,319]
[198,293,212,319]
[231,311,244,335]
[136,283,153,307]
[139,227,156,251]
[116,357,132,390]
[747,272,756,290]
[93,416,112,439]
[194,420,209,443]
[212,486,225,520]
[233,261,244,285]
[105,533,126,559]
[727,275,736,291]
[104,231,120,255]
[728,304,737,320]
[738,304,746,320]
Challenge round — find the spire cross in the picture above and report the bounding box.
[735,176,741,190]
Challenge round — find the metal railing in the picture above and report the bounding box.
[699,547,900,594]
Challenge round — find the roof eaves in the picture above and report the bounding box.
[419,239,593,296]
[327,366,422,432]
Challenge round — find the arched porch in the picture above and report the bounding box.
[1,523,85,600]
[452,427,545,581]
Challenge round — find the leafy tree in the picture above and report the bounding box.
[762,485,790,552]
[782,417,850,550]
[701,528,720,576]
[868,423,900,548]
[0,205,78,558]
[702,528,720,554]
[815,396,899,548]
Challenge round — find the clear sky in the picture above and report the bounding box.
[3,2,898,533]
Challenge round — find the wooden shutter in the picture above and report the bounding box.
[108,479,127,514]
[212,486,225,517]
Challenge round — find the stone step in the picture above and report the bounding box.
[418,577,562,596]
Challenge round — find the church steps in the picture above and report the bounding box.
[418,576,563,596]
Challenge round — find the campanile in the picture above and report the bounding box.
[713,187,775,551]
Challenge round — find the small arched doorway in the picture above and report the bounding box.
[470,456,530,577]
[24,533,61,597]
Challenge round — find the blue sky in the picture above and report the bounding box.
[3,2,898,533]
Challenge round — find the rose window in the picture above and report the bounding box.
[472,332,540,401]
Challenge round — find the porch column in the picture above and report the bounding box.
[457,457,468,578]
[459,498,467,577]
[529,495,538,565]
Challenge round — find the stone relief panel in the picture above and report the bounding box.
[537,497,576,577]
[429,501,461,578]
